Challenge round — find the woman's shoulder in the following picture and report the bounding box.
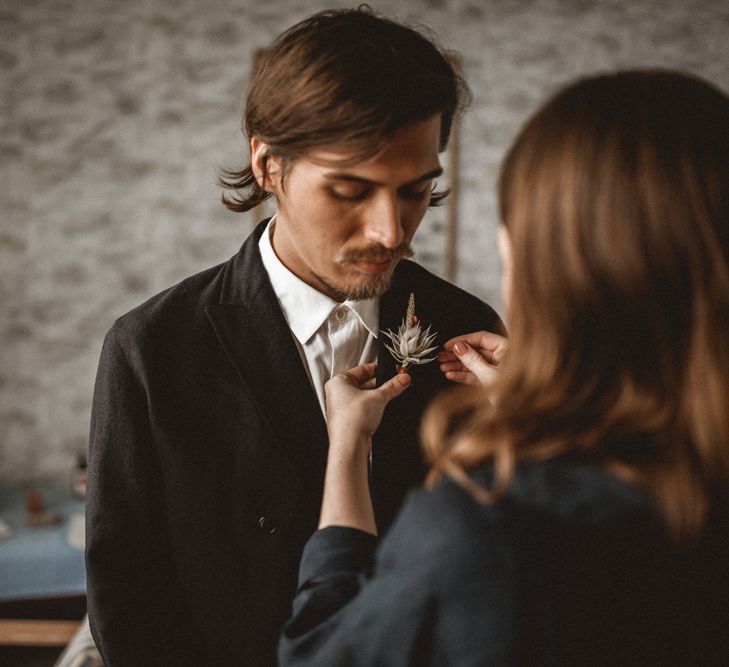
[396,456,659,528]
[374,470,511,580]
[379,456,666,567]
[382,471,500,546]
[499,456,662,524]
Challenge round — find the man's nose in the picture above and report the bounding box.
[364,194,404,249]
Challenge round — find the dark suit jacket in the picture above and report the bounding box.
[280,457,729,666]
[85,220,503,666]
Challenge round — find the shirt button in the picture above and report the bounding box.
[335,309,346,321]
[257,516,277,534]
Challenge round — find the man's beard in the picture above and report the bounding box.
[315,243,414,301]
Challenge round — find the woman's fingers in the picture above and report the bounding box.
[325,366,411,439]
[342,362,378,386]
[439,331,508,386]
[443,331,507,364]
[452,341,498,386]
[362,377,377,389]
[443,369,480,386]
[377,372,411,400]
[438,359,466,373]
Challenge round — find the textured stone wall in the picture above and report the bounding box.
[2,0,728,485]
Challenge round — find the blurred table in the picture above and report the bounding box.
[0,486,86,647]
[0,486,86,652]
[0,486,86,602]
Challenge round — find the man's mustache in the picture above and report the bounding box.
[337,244,414,264]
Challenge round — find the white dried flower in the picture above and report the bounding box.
[382,293,438,371]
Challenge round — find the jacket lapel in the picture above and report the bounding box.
[205,221,329,511]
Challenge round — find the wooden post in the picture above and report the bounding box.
[444,54,463,283]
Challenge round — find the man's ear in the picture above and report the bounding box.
[250,137,282,192]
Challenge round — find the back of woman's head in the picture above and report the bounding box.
[425,70,729,538]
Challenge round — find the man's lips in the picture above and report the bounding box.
[349,258,396,274]
[338,245,412,275]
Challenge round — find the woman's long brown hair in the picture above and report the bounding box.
[422,70,729,539]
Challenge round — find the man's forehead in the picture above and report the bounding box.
[304,114,442,167]
[295,155,442,187]
[298,116,443,180]
[322,166,443,187]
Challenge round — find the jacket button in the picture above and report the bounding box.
[257,516,277,534]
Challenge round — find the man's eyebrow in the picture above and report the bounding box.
[323,167,444,187]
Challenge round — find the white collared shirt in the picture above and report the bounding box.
[258,219,379,416]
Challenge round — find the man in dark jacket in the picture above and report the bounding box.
[85,8,503,666]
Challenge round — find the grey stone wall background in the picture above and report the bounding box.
[1,0,728,485]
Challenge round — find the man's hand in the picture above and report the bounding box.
[437,331,508,386]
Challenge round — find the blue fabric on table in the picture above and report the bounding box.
[0,486,86,601]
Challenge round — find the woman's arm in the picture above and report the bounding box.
[279,479,514,666]
[319,363,411,534]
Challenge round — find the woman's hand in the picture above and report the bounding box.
[437,331,508,386]
[325,362,411,455]
[320,363,411,535]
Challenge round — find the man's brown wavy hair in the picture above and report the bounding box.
[422,70,729,540]
[219,6,469,212]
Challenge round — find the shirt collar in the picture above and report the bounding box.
[258,218,379,345]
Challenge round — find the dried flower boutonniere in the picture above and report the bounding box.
[382,293,438,373]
